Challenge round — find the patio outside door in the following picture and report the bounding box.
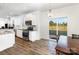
[49,17,67,39]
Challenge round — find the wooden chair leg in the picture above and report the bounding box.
[56,50,60,55]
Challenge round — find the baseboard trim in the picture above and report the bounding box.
[40,38,49,40]
[16,36,23,39]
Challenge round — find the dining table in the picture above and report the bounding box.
[55,37,79,55]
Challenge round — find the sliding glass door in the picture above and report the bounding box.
[49,18,57,35]
[49,17,67,39]
[58,17,67,36]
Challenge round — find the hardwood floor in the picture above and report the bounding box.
[0,37,57,55]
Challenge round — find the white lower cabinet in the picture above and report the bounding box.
[29,31,39,42]
[0,33,15,51]
[16,30,23,38]
[16,30,39,42]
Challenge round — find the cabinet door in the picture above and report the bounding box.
[29,31,39,42]
[0,34,15,51]
[16,30,23,38]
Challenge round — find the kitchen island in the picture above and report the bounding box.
[0,29,15,51]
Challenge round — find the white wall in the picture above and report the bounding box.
[51,4,79,36]
[39,4,79,39]
[39,11,49,39]
[32,11,41,40]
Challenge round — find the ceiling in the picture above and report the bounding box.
[0,3,77,18]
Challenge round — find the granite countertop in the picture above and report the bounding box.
[17,28,37,31]
[0,30,14,35]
